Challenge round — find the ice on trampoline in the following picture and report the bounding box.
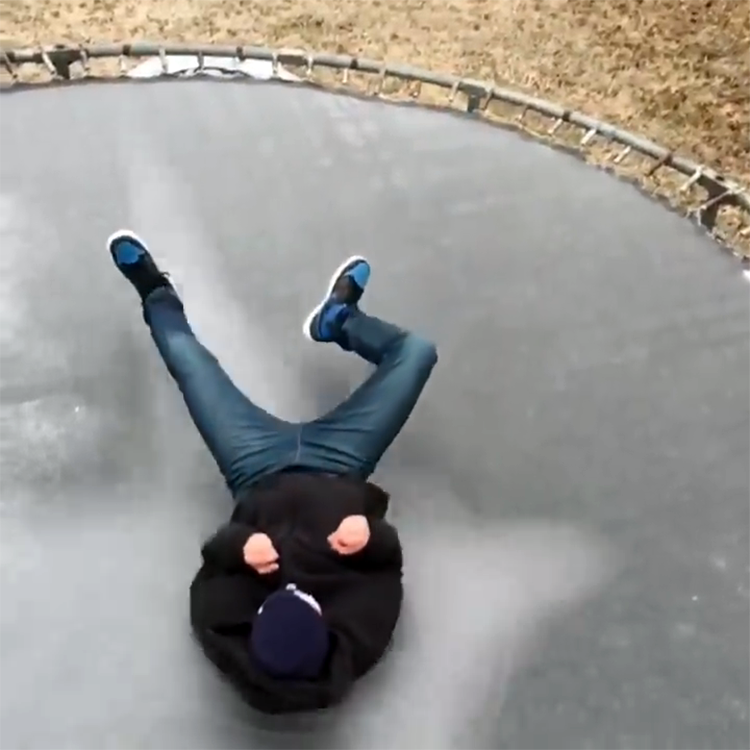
[0,74,747,750]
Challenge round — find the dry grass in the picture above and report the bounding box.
[2,0,749,253]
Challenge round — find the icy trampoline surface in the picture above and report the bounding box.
[0,79,748,749]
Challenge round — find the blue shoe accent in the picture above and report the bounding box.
[113,240,145,266]
[107,229,170,301]
[346,261,370,291]
[303,255,371,343]
[314,300,350,341]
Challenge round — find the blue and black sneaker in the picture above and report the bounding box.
[303,255,371,343]
[107,229,171,301]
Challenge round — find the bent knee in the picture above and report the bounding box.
[402,334,438,369]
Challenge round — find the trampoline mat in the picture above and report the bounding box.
[0,79,748,749]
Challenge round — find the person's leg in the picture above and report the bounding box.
[108,230,294,494]
[144,288,297,492]
[297,256,438,478]
[301,311,437,478]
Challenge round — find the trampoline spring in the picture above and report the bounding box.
[0,50,17,82]
[699,188,736,212]
[580,128,598,146]
[548,118,564,135]
[305,54,314,78]
[448,81,459,105]
[516,105,528,122]
[342,66,349,85]
[196,50,205,72]
[411,79,422,99]
[613,145,632,164]
[118,53,128,76]
[374,66,386,96]
[40,49,58,78]
[680,168,703,193]
[646,152,671,177]
[159,48,168,75]
[78,47,90,78]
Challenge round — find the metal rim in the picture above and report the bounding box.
[2,42,748,262]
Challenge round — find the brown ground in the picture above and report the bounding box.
[2,0,749,252]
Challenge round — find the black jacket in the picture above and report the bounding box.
[189,471,404,714]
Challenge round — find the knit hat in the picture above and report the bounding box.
[251,584,329,679]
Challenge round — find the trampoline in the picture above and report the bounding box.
[0,46,748,750]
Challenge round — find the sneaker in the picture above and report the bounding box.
[108,230,171,301]
[303,255,371,343]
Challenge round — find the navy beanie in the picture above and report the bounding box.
[251,586,329,679]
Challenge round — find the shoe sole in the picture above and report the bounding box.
[106,228,149,259]
[302,254,369,341]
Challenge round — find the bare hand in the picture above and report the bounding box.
[243,533,279,574]
[328,515,370,555]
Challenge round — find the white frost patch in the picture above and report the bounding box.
[127,55,299,82]
[347,521,616,749]
[0,395,99,489]
[0,193,95,496]
[118,140,306,421]
[0,193,33,352]
[0,193,70,378]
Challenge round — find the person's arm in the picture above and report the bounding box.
[355,518,403,570]
[328,567,403,678]
[200,522,257,572]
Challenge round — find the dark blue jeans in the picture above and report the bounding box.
[144,287,438,497]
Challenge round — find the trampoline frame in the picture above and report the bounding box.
[2,42,749,261]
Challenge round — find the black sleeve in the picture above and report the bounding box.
[200,522,257,572]
[354,518,403,570]
[328,568,404,678]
